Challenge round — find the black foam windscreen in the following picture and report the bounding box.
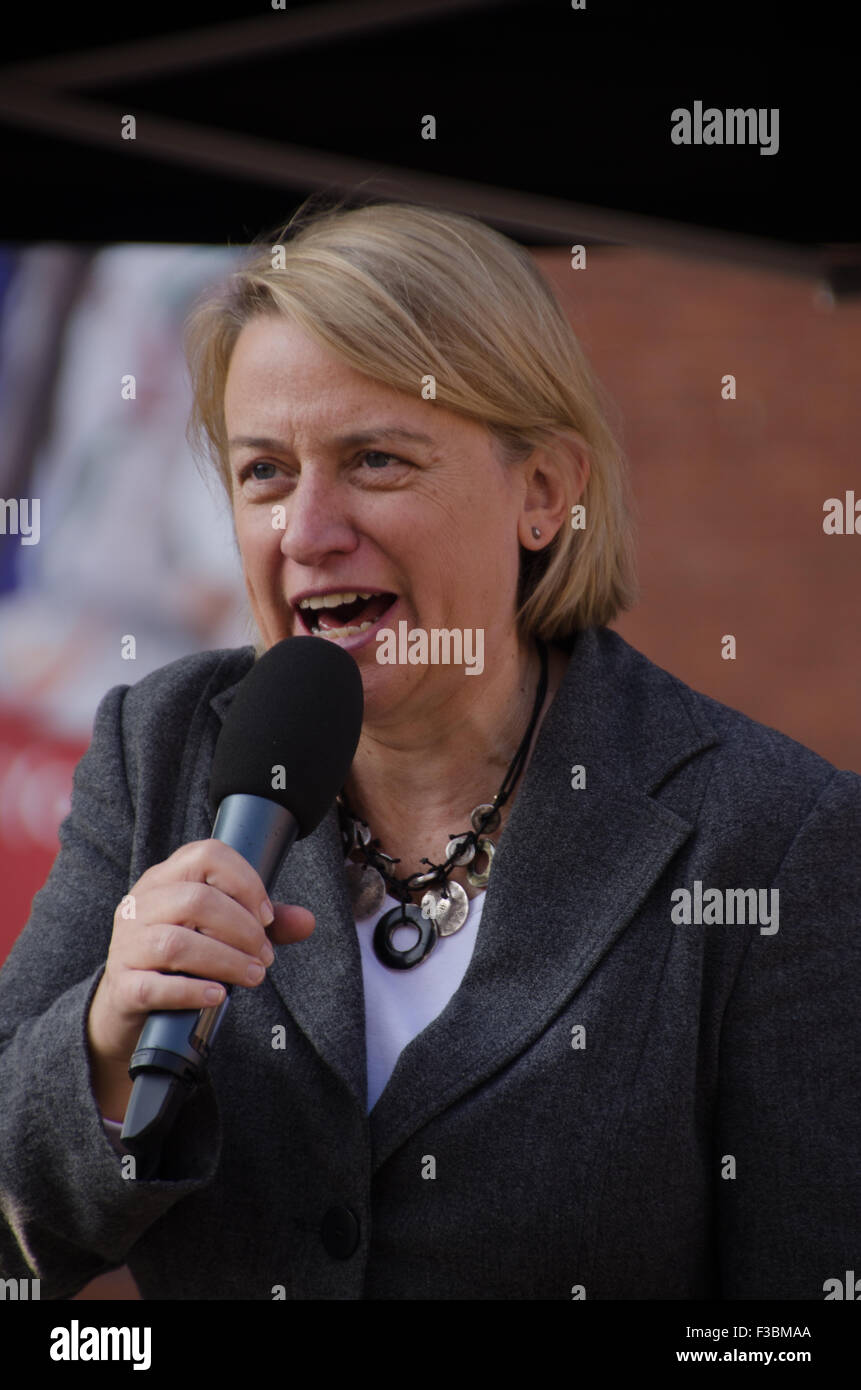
[208,637,364,837]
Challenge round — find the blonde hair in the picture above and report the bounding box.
[185,195,638,642]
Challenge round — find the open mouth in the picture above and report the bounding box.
[296,590,397,639]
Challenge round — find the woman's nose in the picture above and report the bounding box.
[279,473,358,565]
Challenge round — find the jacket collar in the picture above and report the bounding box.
[206,628,719,1166]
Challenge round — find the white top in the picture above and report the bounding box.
[355,883,485,1111]
[102,881,485,1149]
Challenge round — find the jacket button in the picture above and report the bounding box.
[321,1206,360,1259]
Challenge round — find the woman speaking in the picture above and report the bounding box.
[0,199,857,1300]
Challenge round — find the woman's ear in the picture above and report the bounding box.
[518,432,590,548]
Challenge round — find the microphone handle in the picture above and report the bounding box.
[120,797,299,1160]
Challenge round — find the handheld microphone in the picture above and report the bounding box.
[120,636,363,1173]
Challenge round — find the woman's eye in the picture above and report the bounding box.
[238,461,284,486]
[360,450,400,470]
[238,451,406,487]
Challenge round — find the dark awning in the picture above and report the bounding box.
[1,0,857,294]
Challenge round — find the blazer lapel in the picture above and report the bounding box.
[368,627,720,1167]
[264,809,369,1115]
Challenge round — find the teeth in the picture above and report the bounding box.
[298,590,376,610]
[311,620,374,639]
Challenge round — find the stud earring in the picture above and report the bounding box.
[531,527,542,539]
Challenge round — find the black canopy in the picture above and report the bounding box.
[1,0,858,294]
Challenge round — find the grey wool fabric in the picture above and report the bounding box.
[0,625,858,1300]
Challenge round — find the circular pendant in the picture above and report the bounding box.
[374,903,438,969]
[466,836,495,888]
[345,862,386,917]
[445,833,475,866]
[420,879,469,936]
[471,803,501,834]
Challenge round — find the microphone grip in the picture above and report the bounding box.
[121,797,299,1155]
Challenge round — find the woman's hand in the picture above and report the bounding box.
[86,840,315,1120]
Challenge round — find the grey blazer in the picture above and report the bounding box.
[0,627,858,1300]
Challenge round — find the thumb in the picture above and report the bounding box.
[267,901,316,946]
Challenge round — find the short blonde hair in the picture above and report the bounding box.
[185,196,638,642]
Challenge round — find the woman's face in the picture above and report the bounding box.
[225,314,532,720]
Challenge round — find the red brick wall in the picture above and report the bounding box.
[535,244,861,773]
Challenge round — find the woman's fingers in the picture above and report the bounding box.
[267,902,316,945]
[88,839,316,1073]
[135,839,275,928]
